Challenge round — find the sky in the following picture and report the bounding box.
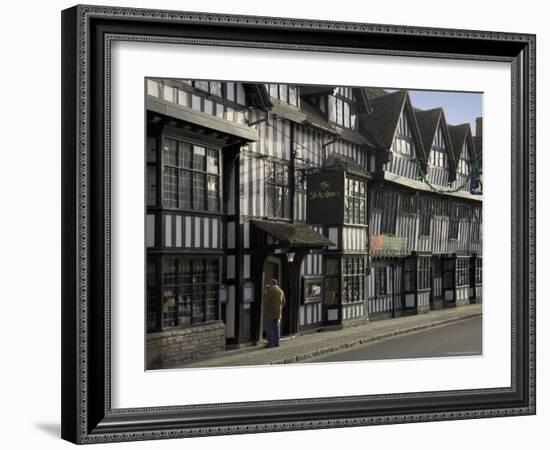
[388,88,482,133]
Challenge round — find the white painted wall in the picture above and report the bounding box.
[0,0,546,449]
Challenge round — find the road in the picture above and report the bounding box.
[306,316,482,363]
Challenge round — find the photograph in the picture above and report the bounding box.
[145,79,483,370]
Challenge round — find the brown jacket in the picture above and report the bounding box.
[263,285,286,320]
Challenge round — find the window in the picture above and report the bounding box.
[393,113,415,157]
[160,258,219,329]
[344,176,366,224]
[442,259,454,289]
[324,258,340,305]
[418,257,431,290]
[147,260,158,332]
[456,258,469,287]
[374,266,387,296]
[162,137,221,212]
[475,258,482,284]
[448,203,459,239]
[266,84,300,107]
[193,80,223,97]
[380,192,398,235]
[265,161,291,218]
[472,207,481,242]
[342,257,365,303]
[327,88,355,128]
[419,197,432,236]
[429,126,448,168]
[403,259,415,292]
[147,137,157,207]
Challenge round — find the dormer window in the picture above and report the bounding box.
[327,87,356,129]
[192,80,222,97]
[266,84,299,107]
[429,125,448,168]
[457,142,470,175]
[392,112,415,158]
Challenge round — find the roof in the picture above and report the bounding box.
[414,108,442,154]
[364,87,391,100]
[448,123,474,166]
[414,107,456,167]
[146,97,259,143]
[359,90,408,149]
[359,90,427,161]
[242,83,272,110]
[325,152,371,178]
[251,220,334,247]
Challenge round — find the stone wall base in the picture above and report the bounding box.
[147,321,225,370]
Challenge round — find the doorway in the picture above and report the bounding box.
[260,256,285,339]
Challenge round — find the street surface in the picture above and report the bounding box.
[306,316,482,363]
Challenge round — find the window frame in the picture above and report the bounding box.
[159,256,221,330]
[161,136,222,214]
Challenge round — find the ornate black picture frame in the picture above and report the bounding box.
[61,4,536,444]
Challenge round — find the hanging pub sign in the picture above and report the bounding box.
[306,170,345,225]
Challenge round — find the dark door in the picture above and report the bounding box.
[261,257,289,336]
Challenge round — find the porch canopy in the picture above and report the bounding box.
[251,220,333,249]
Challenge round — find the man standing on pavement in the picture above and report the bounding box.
[263,279,286,348]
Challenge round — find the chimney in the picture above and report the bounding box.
[475,117,483,138]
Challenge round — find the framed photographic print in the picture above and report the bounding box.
[61,4,536,444]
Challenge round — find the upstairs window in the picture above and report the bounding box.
[328,87,356,129]
[161,137,221,212]
[392,112,416,157]
[266,84,300,107]
[429,125,448,168]
[192,80,223,97]
[457,142,470,175]
[265,160,291,219]
[344,176,366,224]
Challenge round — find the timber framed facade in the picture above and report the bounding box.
[145,80,483,369]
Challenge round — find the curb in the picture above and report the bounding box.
[272,312,482,364]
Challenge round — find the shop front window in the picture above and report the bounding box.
[160,258,220,329]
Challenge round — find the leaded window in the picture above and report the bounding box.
[393,113,416,158]
[419,197,432,236]
[162,137,221,212]
[443,259,455,289]
[160,258,220,329]
[324,258,340,305]
[265,160,291,219]
[147,260,158,331]
[328,87,356,129]
[456,258,469,287]
[374,266,387,296]
[417,257,431,290]
[193,80,223,97]
[344,176,366,224]
[429,126,448,168]
[449,203,460,239]
[380,191,398,235]
[342,257,365,303]
[475,258,482,284]
[266,84,300,107]
[404,259,415,292]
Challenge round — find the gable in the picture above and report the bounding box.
[390,109,417,158]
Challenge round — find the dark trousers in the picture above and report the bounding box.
[264,319,280,346]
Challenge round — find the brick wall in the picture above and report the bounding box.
[147,321,226,370]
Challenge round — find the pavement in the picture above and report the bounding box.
[183,303,482,368]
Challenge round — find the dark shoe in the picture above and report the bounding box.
[264,344,274,348]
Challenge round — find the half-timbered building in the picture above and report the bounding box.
[145,80,483,368]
